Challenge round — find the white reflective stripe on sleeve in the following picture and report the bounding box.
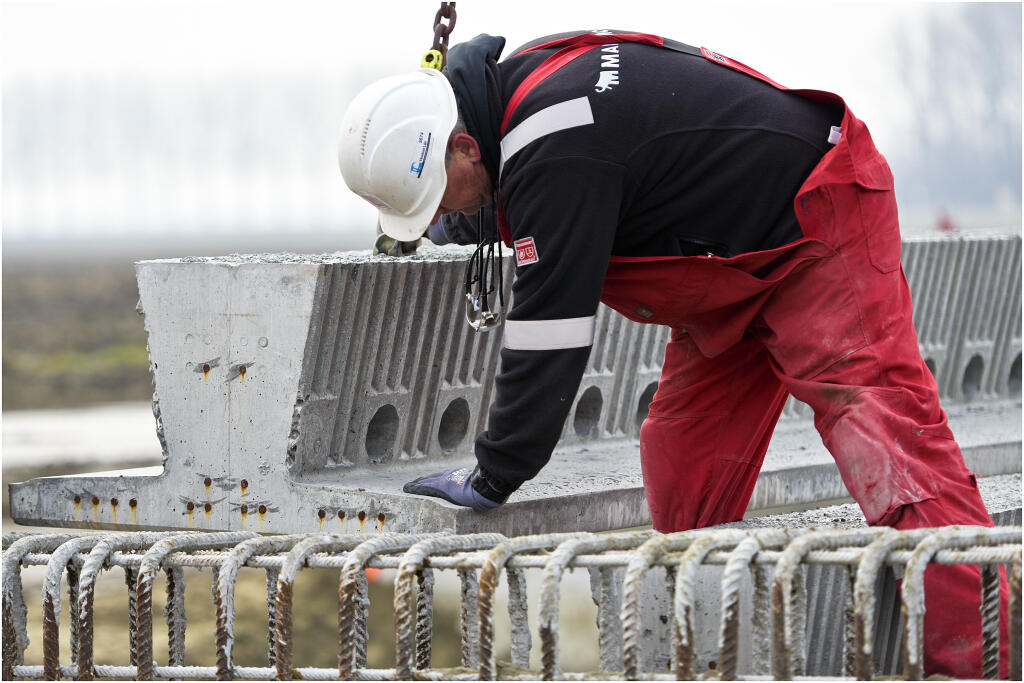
[499,97,594,175]
[504,316,596,351]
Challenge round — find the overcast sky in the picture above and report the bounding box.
[2,1,1021,243]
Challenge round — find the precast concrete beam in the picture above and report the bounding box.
[8,236,1023,534]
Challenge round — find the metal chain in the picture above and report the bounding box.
[431,3,457,59]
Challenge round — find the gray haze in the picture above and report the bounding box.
[889,3,1022,210]
[2,2,1020,249]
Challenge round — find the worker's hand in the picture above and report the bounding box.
[403,466,504,511]
[373,221,420,256]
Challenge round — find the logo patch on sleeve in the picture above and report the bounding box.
[514,237,539,266]
[634,306,655,320]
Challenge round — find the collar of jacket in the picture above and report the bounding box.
[443,33,506,186]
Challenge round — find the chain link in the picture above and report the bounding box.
[431,2,457,58]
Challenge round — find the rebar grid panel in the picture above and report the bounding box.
[3,526,1021,681]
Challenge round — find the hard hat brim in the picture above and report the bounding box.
[378,195,443,242]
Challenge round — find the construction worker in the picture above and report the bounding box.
[338,31,1008,677]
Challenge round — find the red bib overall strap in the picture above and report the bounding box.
[501,33,666,135]
[495,31,708,246]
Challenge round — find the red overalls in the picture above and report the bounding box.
[497,32,1009,678]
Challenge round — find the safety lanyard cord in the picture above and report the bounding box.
[464,211,504,317]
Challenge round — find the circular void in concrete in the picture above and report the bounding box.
[438,397,470,452]
[962,355,984,402]
[574,386,603,439]
[1009,353,1022,397]
[366,404,399,463]
[636,381,659,431]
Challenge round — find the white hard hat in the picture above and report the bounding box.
[338,68,459,241]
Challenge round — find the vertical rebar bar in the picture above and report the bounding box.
[843,567,856,678]
[415,568,435,671]
[477,561,500,679]
[41,579,60,680]
[980,564,1001,679]
[751,565,771,677]
[354,570,369,670]
[266,568,279,669]
[719,537,761,680]
[507,567,531,670]
[125,566,138,668]
[595,567,624,673]
[210,566,220,605]
[459,568,479,669]
[791,564,807,677]
[164,567,187,668]
[68,560,81,668]
[274,572,294,680]
[622,534,678,680]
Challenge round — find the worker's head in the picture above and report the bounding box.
[338,69,492,241]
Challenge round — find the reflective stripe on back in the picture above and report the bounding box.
[499,96,594,176]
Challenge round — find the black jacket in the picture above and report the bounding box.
[448,32,842,491]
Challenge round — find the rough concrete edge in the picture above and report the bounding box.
[720,472,1022,530]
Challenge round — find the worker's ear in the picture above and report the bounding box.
[448,132,482,162]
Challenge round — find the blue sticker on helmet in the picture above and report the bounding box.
[410,132,432,177]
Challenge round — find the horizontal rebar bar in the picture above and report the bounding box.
[18,543,1019,572]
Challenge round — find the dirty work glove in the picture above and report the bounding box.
[403,466,508,511]
[372,221,420,256]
